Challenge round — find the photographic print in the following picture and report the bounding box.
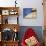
[2,10,9,15]
[23,8,37,19]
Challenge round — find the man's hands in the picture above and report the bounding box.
[25,36,38,46]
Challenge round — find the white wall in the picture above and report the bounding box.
[18,0,44,26]
[0,0,15,7]
[0,0,44,26]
